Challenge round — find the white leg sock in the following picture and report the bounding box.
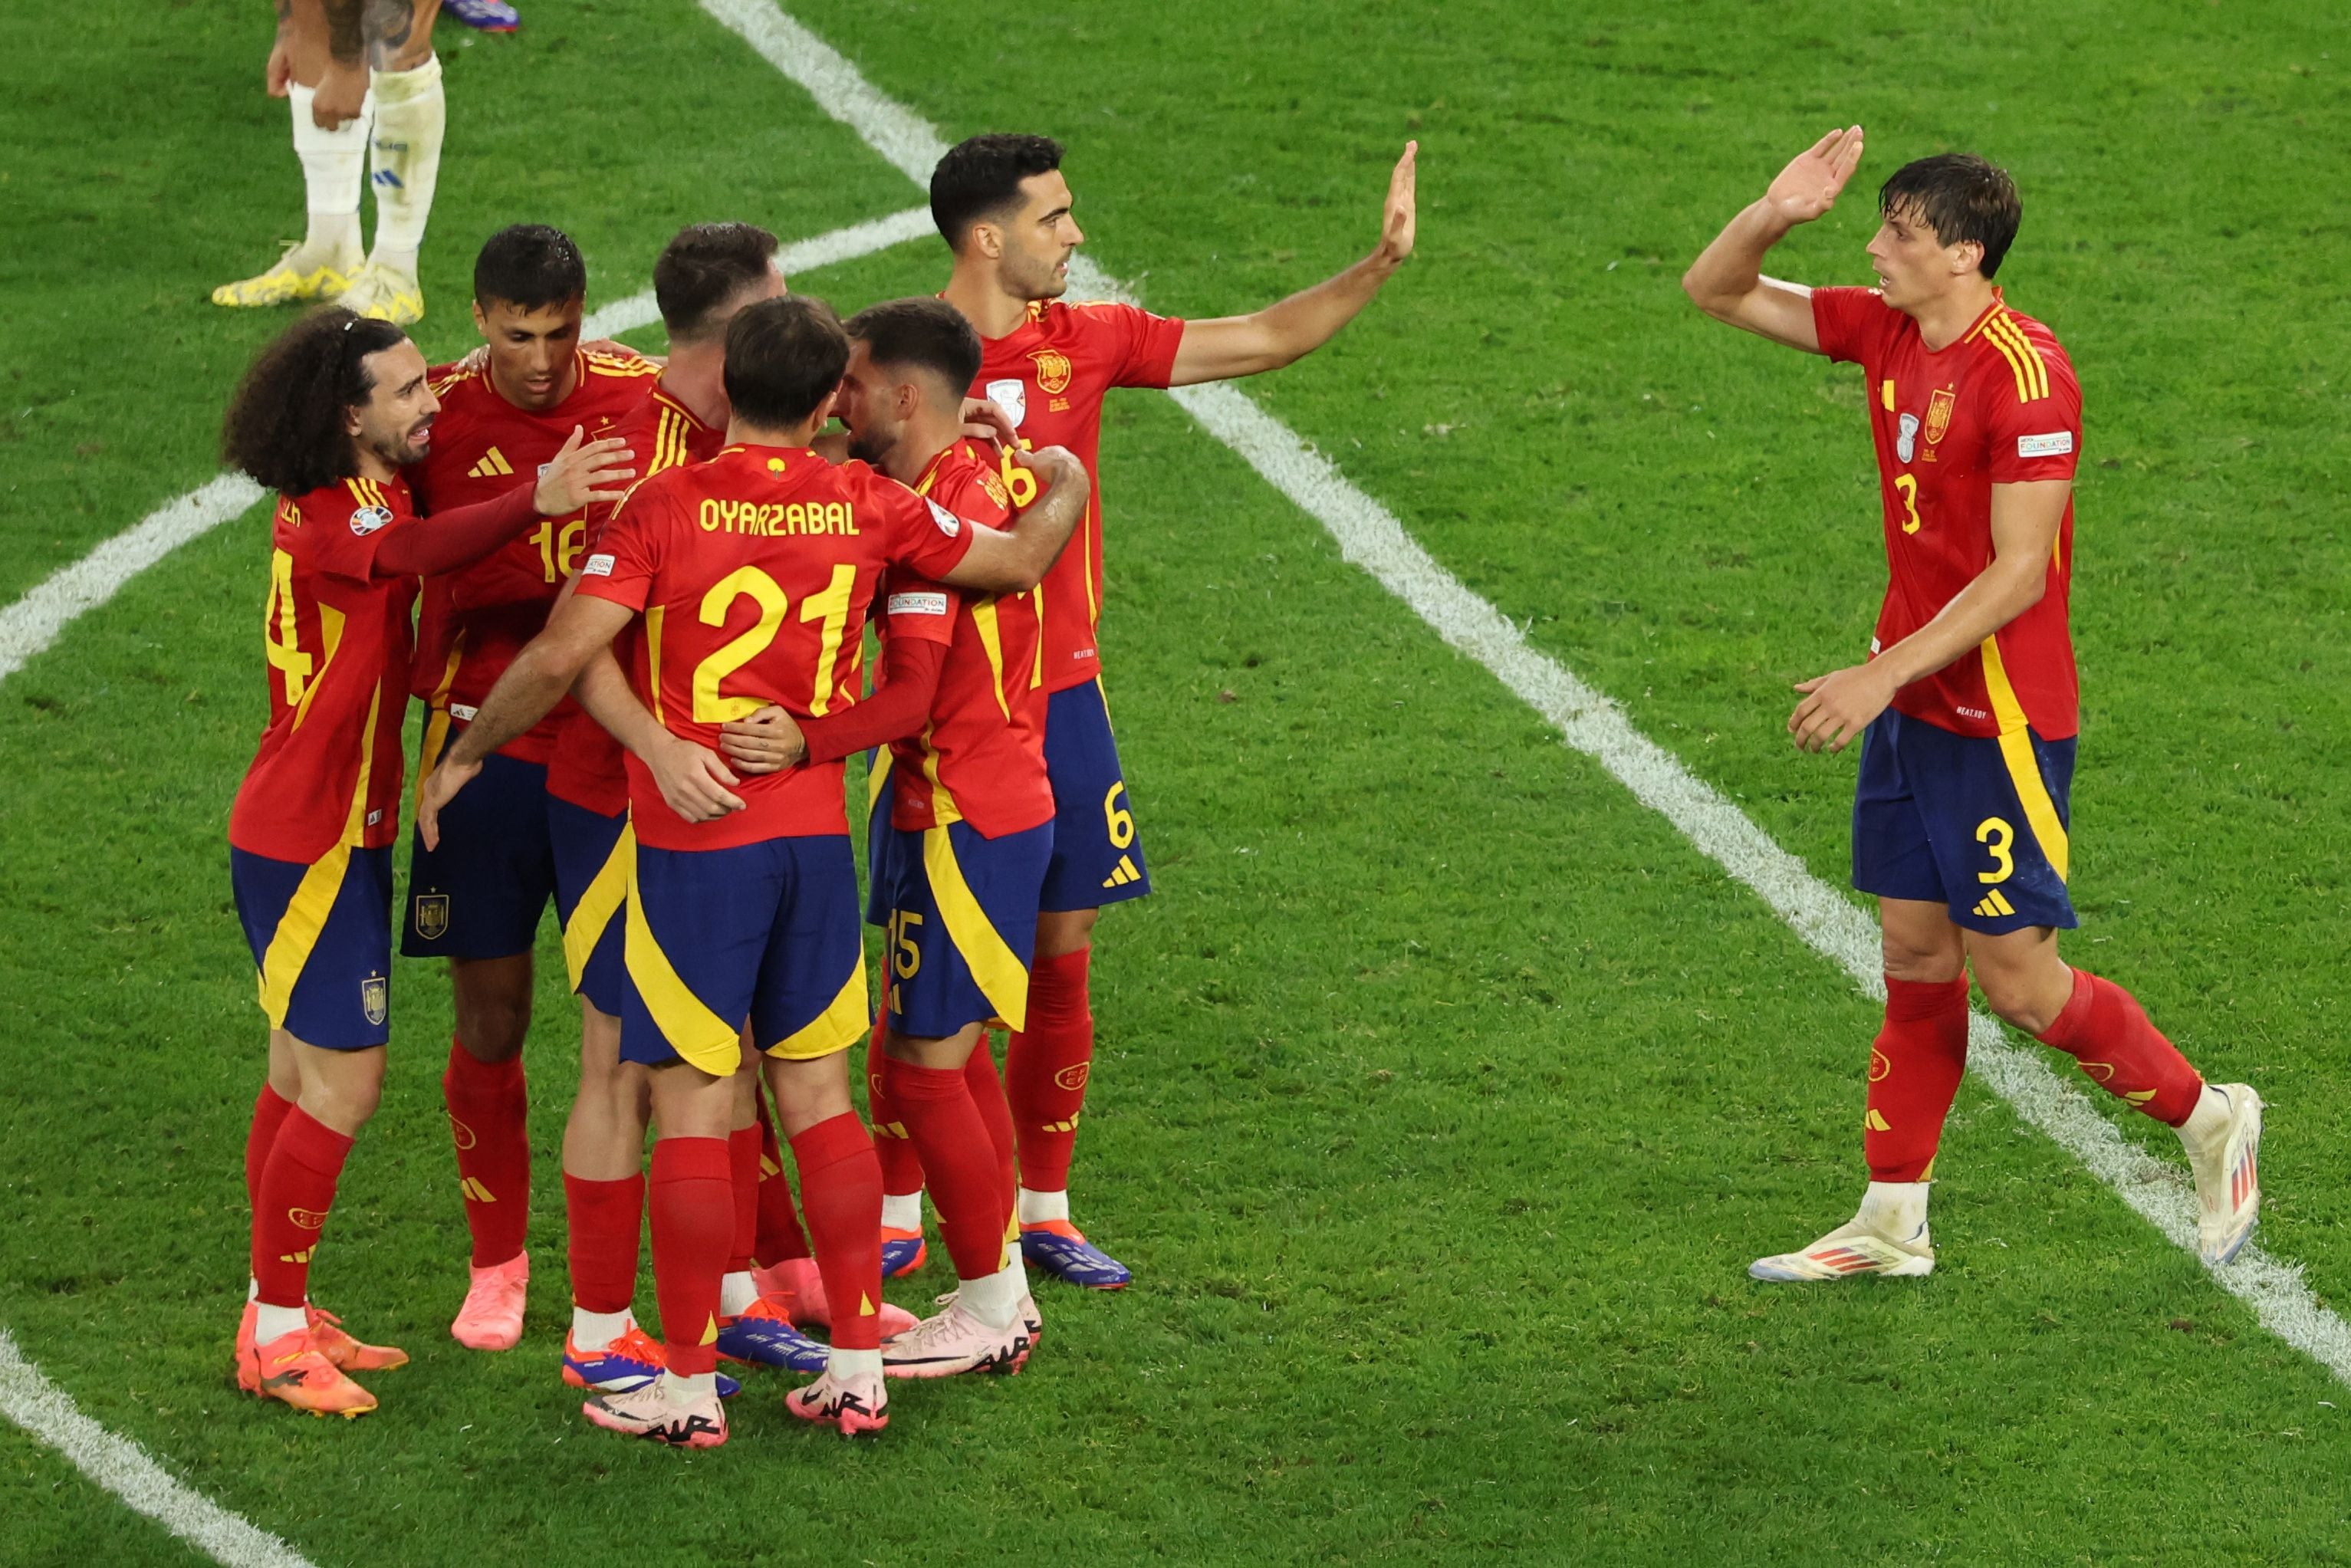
[828,1346,883,1379]
[2178,1083,2231,1146]
[880,1191,924,1231]
[569,1307,632,1353]
[364,54,443,275]
[718,1271,758,1317]
[662,1369,716,1405]
[1016,1185,1069,1226]
[286,83,370,270]
[1857,1180,1930,1242]
[254,1301,307,1344]
[958,1255,1029,1331]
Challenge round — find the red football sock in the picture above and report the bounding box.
[1005,945,1093,1193]
[790,1113,886,1351]
[442,1040,531,1268]
[726,1124,761,1277]
[881,1056,1010,1281]
[752,1098,811,1264]
[250,1107,353,1309]
[866,1008,926,1198]
[648,1137,732,1376]
[244,1083,295,1217]
[564,1172,643,1315]
[2036,968,2205,1126]
[965,1040,1018,1218]
[1864,975,1971,1182]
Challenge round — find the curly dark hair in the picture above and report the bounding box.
[222,309,409,496]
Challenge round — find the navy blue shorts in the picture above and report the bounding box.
[231,843,394,1050]
[621,835,867,1075]
[1040,677,1149,912]
[1853,709,2078,934]
[403,742,557,960]
[548,797,630,1017]
[867,818,1053,1037]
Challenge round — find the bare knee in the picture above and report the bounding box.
[1035,907,1097,960]
[1966,929,2073,1035]
[451,956,533,1060]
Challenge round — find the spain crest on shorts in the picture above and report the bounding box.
[360,974,389,1026]
[1028,348,1072,396]
[413,893,449,941]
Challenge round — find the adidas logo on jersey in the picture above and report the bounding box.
[468,447,515,479]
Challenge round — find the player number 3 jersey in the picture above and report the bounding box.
[1813,285,2084,741]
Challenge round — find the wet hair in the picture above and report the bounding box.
[222,307,409,495]
[1879,154,2022,279]
[472,222,587,310]
[929,133,1064,252]
[844,297,982,400]
[723,294,850,429]
[653,222,781,344]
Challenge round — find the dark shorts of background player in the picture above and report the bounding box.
[620,833,867,1073]
[548,797,630,1017]
[403,741,558,960]
[1041,677,1149,912]
[232,843,394,1050]
[1853,708,2078,935]
[866,817,1053,1038]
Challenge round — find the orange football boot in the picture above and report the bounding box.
[251,1326,377,1418]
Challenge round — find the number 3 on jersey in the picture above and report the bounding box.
[688,561,857,722]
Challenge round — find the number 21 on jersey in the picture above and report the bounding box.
[688,561,857,722]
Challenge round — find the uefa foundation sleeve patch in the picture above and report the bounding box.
[2017,432,2075,458]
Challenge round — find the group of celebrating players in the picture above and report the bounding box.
[219,104,2267,1452]
[221,132,1419,1446]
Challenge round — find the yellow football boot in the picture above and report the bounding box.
[335,261,424,326]
[211,248,359,308]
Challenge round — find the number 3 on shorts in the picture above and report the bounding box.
[1103,782,1135,850]
[1975,816,2014,885]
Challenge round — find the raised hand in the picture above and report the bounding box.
[533,426,637,515]
[1765,127,1866,228]
[1376,140,1419,265]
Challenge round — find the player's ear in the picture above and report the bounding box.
[971,219,1004,262]
[471,299,491,339]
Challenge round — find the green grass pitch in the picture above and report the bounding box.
[5,0,2350,1562]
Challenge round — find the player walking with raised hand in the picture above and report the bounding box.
[921,133,1417,1290]
[220,307,631,1417]
[415,295,1091,1448]
[1682,132,2262,1280]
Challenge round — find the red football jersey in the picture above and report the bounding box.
[545,378,727,816]
[407,350,660,764]
[1813,286,2084,739]
[968,298,1185,695]
[229,475,422,864]
[573,444,983,850]
[876,439,1054,839]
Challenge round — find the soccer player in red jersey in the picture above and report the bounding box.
[220,307,631,1416]
[403,224,661,1353]
[415,295,1090,1447]
[915,133,1419,1287]
[1683,133,2263,1279]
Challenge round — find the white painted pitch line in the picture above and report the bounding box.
[0,199,933,1566]
[718,0,2351,1384]
[0,205,933,693]
[0,1330,317,1568]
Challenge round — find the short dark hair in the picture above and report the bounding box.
[472,222,587,310]
[653,222,781,344]
[930,133,1064,252]
[222,308,409,495]
[1879,154,2022,279]
[845,297,982,400]
[724,294,850,429]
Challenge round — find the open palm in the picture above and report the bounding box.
[1766,127,1865,225]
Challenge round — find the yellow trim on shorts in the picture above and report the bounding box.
[258,684,382,1029]
[621,871,740,1076]
[561,817,635,991]
[922,824,1031,1033]
[764,953,872,1062]
[867,745,893,813]
[1977,634,2070,883]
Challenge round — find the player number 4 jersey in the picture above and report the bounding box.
[229,477,422,865]
[971,297,1185,696]
[572,444,984,850]
[1813,285,2084,741]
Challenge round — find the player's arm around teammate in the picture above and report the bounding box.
[1682,137,2262,1284]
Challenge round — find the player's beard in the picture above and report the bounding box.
[364,419,433,470]
[845,422,892,467]
[1009,244,1072,303]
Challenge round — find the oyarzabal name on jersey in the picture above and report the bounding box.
[698,498,860,537]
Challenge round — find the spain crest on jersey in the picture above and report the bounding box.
[360,975,389,1026]
[1028,348,1073,396]
[1925,387,1957,447]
